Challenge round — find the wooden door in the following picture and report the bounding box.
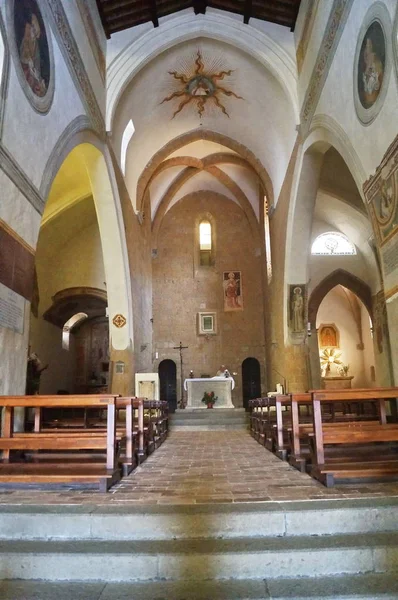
[159,359,177,412]
[242,357,261,410]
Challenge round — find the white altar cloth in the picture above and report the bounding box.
[184,377,235,408]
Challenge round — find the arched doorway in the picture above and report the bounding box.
[242,357,261,410]
[159,360,177,412]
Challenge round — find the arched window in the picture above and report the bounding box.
[199,220,212,266]
[120,119,135,175]
[311,232,356,256]
[62,312,88,350]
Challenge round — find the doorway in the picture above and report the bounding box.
[159,359,177,412]
[242,357,261,410]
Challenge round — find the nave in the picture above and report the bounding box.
[1,428,398,506]
[0,427,398,599]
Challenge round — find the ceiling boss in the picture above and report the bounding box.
[161,50,243,119]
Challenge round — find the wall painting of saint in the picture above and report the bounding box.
[223,271,243,312]
[357,20,386,110]
[14,0,50,98]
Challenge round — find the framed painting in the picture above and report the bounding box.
[223,271,243,311]
[198,312,217,335]
[318,323,339,349]
[353,4,392,125]
[7,0,54,113]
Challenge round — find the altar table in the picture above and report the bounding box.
[184,377,235,408]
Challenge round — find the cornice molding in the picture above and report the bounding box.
[75,0,106,83]
[0,10,10,139]
[46,0,105,134]
[300,0,354,132]
[0,143,44,215]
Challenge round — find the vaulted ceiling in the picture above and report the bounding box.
[96,0,302,37]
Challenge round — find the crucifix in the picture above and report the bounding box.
[173,341,188,408]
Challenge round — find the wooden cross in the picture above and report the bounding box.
[173,341,188,408]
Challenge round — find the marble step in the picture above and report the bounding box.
[1,574,398,599]
[0,532,396,581]
[0,498,397,541]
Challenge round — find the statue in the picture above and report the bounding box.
[291,286,304,332]
[26,350,48,395]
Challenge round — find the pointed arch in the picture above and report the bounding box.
[137,128,273,214]
[106,12,298,131]
[308,269,373,327]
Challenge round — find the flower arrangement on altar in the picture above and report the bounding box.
[338,364,350,376]
[202,391,218,408]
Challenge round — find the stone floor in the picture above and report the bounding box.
[1,430,398,505]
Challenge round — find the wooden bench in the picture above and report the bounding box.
[310,389,398,486]
[0,395,122,492]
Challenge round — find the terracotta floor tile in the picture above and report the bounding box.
[1,430,398,505]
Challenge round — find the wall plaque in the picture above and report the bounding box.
[0,282,25,334]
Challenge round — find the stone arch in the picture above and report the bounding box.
[151,164,260,246]
[38,119,133,353]
[305,114,367,194]
[308,269,373,327]
[106,11,299,131]
[137,128,274,213]
[149,153,260,185]
[285,117,374,335]
[0,8,10,137]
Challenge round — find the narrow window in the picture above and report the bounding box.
[264,196,272,284]
[199,220,212,266]
[121,119,135,175]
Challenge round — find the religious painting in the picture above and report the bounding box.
[223,271,243,312]
[161,50,243,119]
[357,21,385,110]
[354,5,392,125]
[288,284,306,334]
[318,324,339,349]
[7,0,54,112]
[367,146,398,247]
[373,291,388,354]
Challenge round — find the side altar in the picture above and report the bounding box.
[184,377,235,408]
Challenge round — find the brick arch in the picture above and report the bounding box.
[308,269,373,327]
[137,129,273,213]
[151,163,259,246]
[149,153,260,187]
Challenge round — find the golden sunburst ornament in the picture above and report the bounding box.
[160,50,243,119]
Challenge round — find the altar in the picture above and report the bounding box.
[184,377,235,408]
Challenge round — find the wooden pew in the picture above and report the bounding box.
[0,395,122,492]
[310,389,398,486]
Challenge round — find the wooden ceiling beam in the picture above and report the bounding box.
[150,0,159,27]
[243,0,252,25]
[98,0,301,34]
[193,0,207,15]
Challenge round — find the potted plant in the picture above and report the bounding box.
[202,391,218,408]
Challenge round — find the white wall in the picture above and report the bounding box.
[316,286,375,387]
[314,0,398,178]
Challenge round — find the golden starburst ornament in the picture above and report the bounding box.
[320,348,342,375]
[160,50,243,119]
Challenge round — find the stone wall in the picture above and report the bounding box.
[152,191,265,407]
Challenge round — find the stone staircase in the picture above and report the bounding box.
[0,497,397,598]
[170,407,249,430]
